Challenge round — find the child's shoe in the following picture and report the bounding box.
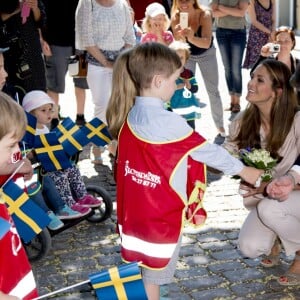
[76,194,103,208]
[56,205,83,220]
[71,203,91,216]
[75,114,86,127]
[47,211,64,230]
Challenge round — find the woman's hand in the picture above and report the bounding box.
[173,24,185,40]
[182,27,194,42]
[260,42,277,57]
[266,175,295,201]
[24,0,38,10]
[41,39,52,57]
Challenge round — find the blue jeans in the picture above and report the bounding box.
[31,175,65,213]
[216,28,246,96]
[42,175,65,212]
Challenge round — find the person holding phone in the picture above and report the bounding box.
[171,0,226,140]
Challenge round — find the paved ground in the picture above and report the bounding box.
[31,39,300,299]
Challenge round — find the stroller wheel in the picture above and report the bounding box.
[86,185,113,223]
[22,227,52,262]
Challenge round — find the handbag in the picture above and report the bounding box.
[68,52,88,78]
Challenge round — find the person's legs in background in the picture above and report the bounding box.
[87,64,113,164]
[73,77,89,126]
[45,45,72,129]
[216,28,239,112]
[230,28,247,109]
[196,47,226,136]
[185,48,226,137]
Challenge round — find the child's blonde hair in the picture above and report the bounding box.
[106,42,181,139]
[0,91,26,141]
[141,13,171,33]
[169,40,191,61]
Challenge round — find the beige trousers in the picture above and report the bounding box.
[239,190,300,258]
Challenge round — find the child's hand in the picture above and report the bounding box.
[20,158,34,181]
[177,82,185,90]
[239,180,268,198]
[238,166,263,186]
[184,79,191,90]
[0,291,21,300]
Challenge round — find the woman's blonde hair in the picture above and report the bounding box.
[171,0,201,19]
[0,91,26,141]
[235,59,298,158]
[106,43,181,139]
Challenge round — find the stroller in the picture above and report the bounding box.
[22,151,113,262]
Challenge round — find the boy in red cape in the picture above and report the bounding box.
[0,48,38,299]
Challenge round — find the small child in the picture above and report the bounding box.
[169,40,201,129]
[0,90,38,299]
[22,91,102,214]
[141,2,174,46]
[106,43,262,300]
[0,48,81,232]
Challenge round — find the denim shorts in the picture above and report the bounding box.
[45,45,88,92]
[73,77,88,89]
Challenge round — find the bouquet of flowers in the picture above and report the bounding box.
[239,148,277,184]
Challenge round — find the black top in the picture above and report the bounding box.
[42,0,79,47]
[0,1,47,100]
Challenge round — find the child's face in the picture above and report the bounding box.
[149,14,165,31]
[0,131,21,169]
[0,54,8,90]
[176,49,186,68]
[31,104,54,126]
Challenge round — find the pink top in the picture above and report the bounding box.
[141,31,174,45]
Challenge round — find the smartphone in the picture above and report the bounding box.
[180,12,188,29]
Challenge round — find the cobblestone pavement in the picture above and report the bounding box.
[31,39,300,299]
[31,147,300,299]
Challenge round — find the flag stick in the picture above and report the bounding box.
[33,262,144,299]
[32,279,91,300]
[1,161,25,189]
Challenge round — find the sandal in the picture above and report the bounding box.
[277,254,300,286]
[231,104,241,113]
[260,238,282,268]
[224,103,233,111]
[277,271,300,286]
[260,255,280,268]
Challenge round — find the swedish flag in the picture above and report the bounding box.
[1,180,50,243]
[0,216,10,240]
[55,117,89,157]
[22,111,37,148]
[34,133,72,172]
[89,262,147,300]
[81,118,112,147]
